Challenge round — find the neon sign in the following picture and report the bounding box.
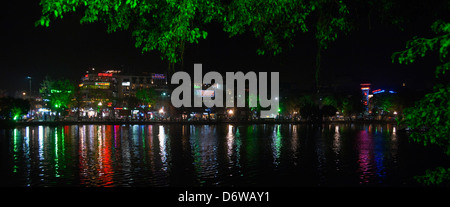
[95,82,110,86]
[373,89,385,94]
[98,73,113,77]
[152,74,166,79]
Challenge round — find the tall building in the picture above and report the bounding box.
[360,83,371,112]
[79,70,121,108]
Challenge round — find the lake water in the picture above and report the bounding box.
[1,123,448,187]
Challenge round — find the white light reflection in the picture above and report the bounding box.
[55,128,60,177]
[272,125,282,166]
[25,126,29,143]
[391,126,398,164]
[291,124,299,165]
[97,125,103,172]
[333,125,342,170]
[38,126,44,163]
[24,127,30,161]
[333,125,341,155]
[24,127,31,186]
[78,125,88,184]
[88,125,95,153]
[158,125,168,170]
[226,125,234,163]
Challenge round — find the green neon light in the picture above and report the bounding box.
[50,89,72,93]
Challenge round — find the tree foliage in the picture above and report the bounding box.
[370,93,403,119]
[40,77,75,111]
[340,95,363,118]
[393,21,450,154]
[392,20,450,78]
[415,166,450,186]
[37,0,221,64]
[136,87,157,107]
[37,0,352,66]
[402,84,450,154]
[393,20,450,185]
[0,98,30,120]
[222,0,314,55]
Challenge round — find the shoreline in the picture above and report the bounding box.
[0,119,398,128]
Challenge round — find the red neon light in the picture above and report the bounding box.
[373,89,381,93]
[85,74,88,78]
[98,73,113,77]
[99,125,114,186]
[361,87,370,90]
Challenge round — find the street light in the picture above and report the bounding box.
[26,76,32,97]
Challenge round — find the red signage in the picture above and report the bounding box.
[98,73,113,77]
[373,89,382,93]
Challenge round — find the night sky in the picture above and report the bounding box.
[0,1,444,96]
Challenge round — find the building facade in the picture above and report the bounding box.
[78,69,170,119]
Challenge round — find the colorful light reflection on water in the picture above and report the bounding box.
[0,124,448,187]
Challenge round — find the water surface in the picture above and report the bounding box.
[0,123,448,186]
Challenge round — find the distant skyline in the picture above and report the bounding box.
[0,1,442,95]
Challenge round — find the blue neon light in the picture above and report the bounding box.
[373,90,385,94]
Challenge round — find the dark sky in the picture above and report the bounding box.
[0,1,445,96]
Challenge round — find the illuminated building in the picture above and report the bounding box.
[117,72,168,99]
[78,70,170,119]
[79,70,119,109]
[360,83,371,112]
